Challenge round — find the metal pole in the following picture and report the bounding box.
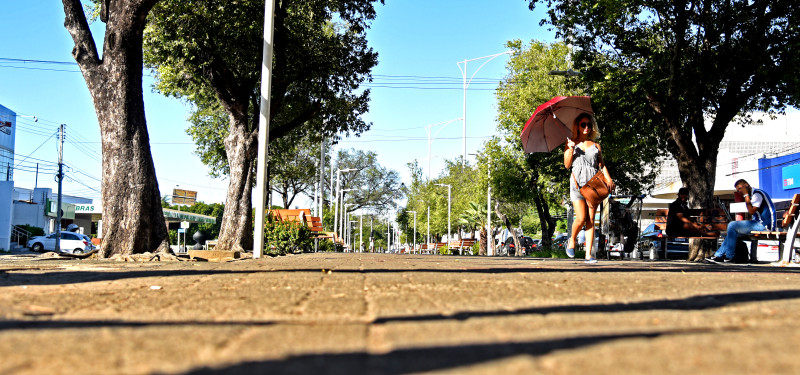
[387,216,391,252]
[334,170,341,237]
[447,186,451,246]
[413,211,417,254]
[318,139,325,218]
[359,213,363,252]
[461,58,467,166]
[329,163,334,231]
[253,0,276,259]
[427,206,430,245]
[487,157,493,256]
[55,124,64,253]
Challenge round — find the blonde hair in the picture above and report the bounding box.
[570,113,599,141]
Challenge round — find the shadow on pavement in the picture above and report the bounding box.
[175,328,721,375]
[0,269,261,286]
[3,290,798,332]
[2,262,798,287]
[372,289,800,324]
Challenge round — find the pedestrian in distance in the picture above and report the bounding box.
[706,179,776,263]
[564,113,615,264]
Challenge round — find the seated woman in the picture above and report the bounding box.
[666,187,718,237]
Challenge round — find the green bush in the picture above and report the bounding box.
[263,216,313,256]
[316,239,338,252]
[438,245,449,255]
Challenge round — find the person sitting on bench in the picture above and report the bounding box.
[706,179,776,263]
[667,187,718,237]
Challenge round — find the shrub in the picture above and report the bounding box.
[438,245,449,255]
[316,239,338,252]
[263,216,312,256]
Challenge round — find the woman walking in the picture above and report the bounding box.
[564,113,614,263]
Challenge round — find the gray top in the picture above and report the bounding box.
[570,143,601,201]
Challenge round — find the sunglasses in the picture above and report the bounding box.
[579,121,593,129]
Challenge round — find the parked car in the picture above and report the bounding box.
[552,234,569,249]
[636,223,689,259]
[27,232,95,254]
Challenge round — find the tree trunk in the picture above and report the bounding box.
[215,114,257,251]
[494,201,523,257]
[478,226,487,256]
[661,111,725,261]
[62,0,169,257]
[525,155,556,247]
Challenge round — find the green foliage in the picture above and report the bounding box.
[438,245,449,255]
[331,148,402,213]
[144,0,382,177]
[316,239,337,252]
[19,225,44,237]
[161,199,225,245]
[271,135,326,208]
[263,215,313,256]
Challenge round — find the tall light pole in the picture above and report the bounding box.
[343,203,354,250]
[253,0,276,259]
[359,213,363,252]
[424,117,462,180]
[408,211,417,253]
[333,168,356,239]
[470,153,493,256]
[340,193,355,241]
[457,50,513,166]
[435,183,452,245]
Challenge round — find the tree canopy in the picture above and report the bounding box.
[530,0,800,259]
[144,0,383,251]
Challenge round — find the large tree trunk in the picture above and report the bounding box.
[62,0,169,257]
[658,107,726,261]
[215,113,257,251]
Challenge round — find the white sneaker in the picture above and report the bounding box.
[566,248,575,258]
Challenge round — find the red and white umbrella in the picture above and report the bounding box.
[520,96,594,153]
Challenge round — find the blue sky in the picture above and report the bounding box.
[0,1,555,205]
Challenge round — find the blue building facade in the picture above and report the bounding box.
[759,151,800,200]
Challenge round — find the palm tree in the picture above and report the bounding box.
[458,201,488,256]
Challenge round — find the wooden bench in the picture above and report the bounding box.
[652,208,728,259]
[748,194,800,264]
[448,238,477,255]
[270,209,324,234]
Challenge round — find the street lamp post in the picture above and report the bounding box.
[457,50,513,166]
[435,183,452,247]
[339,189,355,241]
[343,203,353,250]
[359,213,363,252]
[408,211,417,254]
[333,168,357,239]
[424,118,462,180]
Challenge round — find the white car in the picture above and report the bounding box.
[27,232,95,254]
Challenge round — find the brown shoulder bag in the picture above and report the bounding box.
[573,171,610,207]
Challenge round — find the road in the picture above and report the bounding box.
[1,252,799,374]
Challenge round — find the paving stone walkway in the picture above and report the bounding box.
[1,252,799,374]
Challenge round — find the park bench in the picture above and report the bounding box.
[269,209,324,235]
[747,193,800,264]
[448,238,477,255]
[653,208,728,259]
[654,193,800,263]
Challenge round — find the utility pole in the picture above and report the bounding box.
[55,124,64,253]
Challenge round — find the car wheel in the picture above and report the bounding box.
[32,243,44,252]
[73,249,84,255]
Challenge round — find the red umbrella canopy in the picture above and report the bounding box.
[520,96,594,153]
